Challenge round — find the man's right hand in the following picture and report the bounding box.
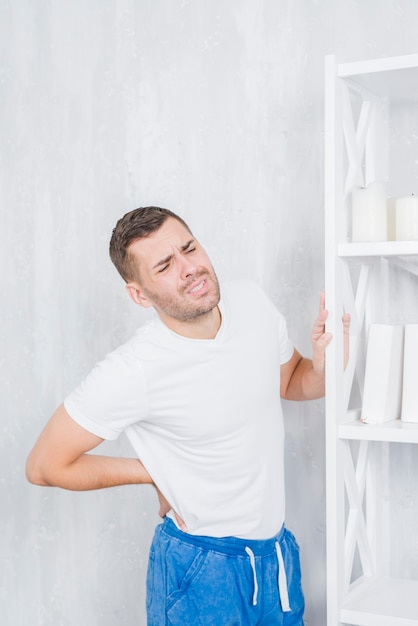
[155,486,188,532]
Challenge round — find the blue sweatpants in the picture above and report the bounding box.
[146,518,305,625]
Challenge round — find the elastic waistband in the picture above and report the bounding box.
[161,517,285,557]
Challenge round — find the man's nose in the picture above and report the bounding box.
[178,254,197,279]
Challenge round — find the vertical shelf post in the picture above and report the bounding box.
[324,54,346,626]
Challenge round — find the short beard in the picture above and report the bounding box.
[142,270,220,323]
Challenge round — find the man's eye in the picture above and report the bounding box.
[158,265,169,273]
[186,247,196,254]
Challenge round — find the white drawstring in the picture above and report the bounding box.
[245,540,291,612]
[275,541,291,612]
[245,546,259,606]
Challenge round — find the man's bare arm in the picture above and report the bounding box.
[280,349,326,401]
[280,292,350,401]
[25,403,153,490]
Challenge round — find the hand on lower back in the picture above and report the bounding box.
[155,486,188,532]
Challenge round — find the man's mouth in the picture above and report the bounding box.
[188,279,206,294]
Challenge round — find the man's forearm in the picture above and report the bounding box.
[26,453,153,491]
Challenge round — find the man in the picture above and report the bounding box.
[26,206,349,625]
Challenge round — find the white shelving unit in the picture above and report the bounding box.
[324,53,418,626]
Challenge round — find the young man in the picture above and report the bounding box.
[26,206,348,625]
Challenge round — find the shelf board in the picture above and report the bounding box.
[340,576,418,626]
[339,53,418,78]
[338,241,418,257]
[338,53,418,100]
[339,418,418,443]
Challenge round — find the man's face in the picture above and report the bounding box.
[126,218,220,330]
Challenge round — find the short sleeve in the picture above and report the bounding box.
[251,281,294,364]
[64,348,148,440]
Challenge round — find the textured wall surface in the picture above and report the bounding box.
[2,1,418,624]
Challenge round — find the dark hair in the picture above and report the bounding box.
[109,206,192,282]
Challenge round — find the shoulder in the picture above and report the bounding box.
[221,278,280,313]
[219,279,288,336]
[74,317,162,386]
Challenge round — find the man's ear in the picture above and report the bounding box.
[125,282,153,308]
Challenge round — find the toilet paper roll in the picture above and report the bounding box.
[396,195,418,241]
[352,182,388,242]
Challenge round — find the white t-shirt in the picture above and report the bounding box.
[64,279,294,539]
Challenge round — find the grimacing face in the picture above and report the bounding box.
[126,218,221,329]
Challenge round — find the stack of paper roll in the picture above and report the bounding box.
[351,185,418,242]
